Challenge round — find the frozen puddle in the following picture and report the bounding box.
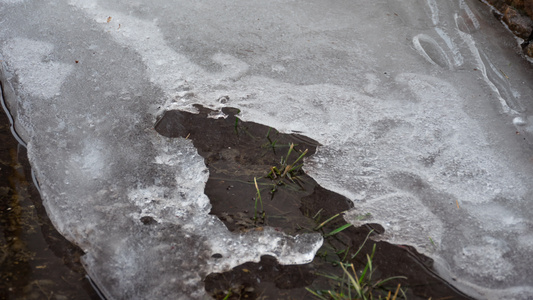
[2,0,533,299]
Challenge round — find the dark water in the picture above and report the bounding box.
[0,105,99,299]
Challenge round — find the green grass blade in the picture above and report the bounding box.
[359,244,376,284]
[282,143,294,166]
[328,291,341,300]
[233,109,241,135]
[289,163,304,174]
[254,177,263,212]
[373,276,407,288]
[314,213,340,230]
[312,208,323,220]
[359,256,371,284]
[316,273,343,281]
[324,223,352,237]
[305,288,329,300]
[340,263,362,296]
[222,290,232,300]
[291,148,308,166]
[282,148,307,177]
[351,229,374,260]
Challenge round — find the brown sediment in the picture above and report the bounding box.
[156,105,474,300]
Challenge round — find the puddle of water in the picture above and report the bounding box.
[0,107,99,299]
[156,106,474,300]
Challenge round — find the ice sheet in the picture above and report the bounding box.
[2,0,533,299]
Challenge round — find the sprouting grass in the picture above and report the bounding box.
[247,140,309,210]
[306,264,405,300]
[314,212,344,231]
[263,127,309,182]
[265,127,278,153]
[307,243,407,300]
[233,109,256,139]
[234,109,240,135]
[263,127,297,154]
[324,223,353,238]
[252,177,264,221]
[307,213,407,300]
[266,143,308,185]
[222,290,232,300]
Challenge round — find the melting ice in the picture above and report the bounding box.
[1,0,533,299]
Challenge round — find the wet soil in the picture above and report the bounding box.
[156,105,476,300]
[0,108,99,299]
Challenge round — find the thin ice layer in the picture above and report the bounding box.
[2,0,533,299]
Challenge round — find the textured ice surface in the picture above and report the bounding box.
[2,0,533,299]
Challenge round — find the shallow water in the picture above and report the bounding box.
[0,107,99,299]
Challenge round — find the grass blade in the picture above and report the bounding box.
[351,229,374,260]
[359,244,376,284]
[222,290,232,300]
[291,148,308,166]
[324,223,352,237]
[312,208,324,220]
[340,263,362,296]
[314,212,342,230]
[281,143,294,166]
[253,177,263,220]
[233,110,241,134]
[305,288,328,300]
[373,276,407,288]
[391,283,401,300]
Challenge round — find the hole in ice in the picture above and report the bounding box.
[140,216,157,225]
[154,105,473,299]
[154,111,186,138]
